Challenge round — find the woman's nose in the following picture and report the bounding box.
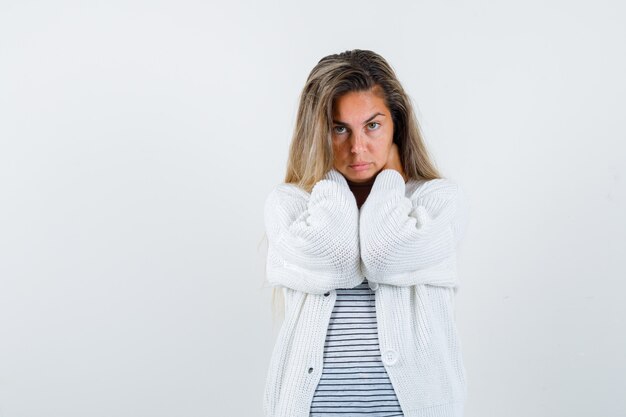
[350,133,366,154]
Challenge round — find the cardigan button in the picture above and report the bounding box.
[323,291,330,297]
[308,367,314,373]
[368,281,379,291]
[382,349,398,365]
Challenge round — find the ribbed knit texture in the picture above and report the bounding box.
[359,170,469,286]
[263,168,469,417]
[264,169,363,294]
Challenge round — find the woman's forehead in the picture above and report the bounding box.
[332,91,390,120]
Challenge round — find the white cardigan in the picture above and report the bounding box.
[263,168,470,417]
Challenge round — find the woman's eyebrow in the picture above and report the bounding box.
[333,112,385,126]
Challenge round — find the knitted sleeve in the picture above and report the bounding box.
[264,168,363,294]
[359,169,469,287]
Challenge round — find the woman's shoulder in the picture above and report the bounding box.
[266,183,309,207]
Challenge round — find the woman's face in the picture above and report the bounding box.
[331,88,394,183]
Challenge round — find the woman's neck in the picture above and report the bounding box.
[345,175,376,187]
[345,175,376,208]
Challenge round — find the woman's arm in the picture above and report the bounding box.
[264,168,363,294]
[359,169,469,288]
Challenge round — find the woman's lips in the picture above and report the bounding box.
[349,163,371,171]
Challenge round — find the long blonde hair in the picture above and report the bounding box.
[263,49,444,321]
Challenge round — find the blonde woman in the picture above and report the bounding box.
[262,49,470,417]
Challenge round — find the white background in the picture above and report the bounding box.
[1,1,625,416]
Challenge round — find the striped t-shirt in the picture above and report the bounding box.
[309,278,404,417]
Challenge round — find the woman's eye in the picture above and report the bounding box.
[333,126,347,134]
[368,122,380,130]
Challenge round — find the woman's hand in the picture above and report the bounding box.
[383,142,408,182]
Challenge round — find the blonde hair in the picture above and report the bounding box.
[264,49,444,321]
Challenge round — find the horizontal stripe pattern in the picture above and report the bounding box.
[310,279,404,417]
